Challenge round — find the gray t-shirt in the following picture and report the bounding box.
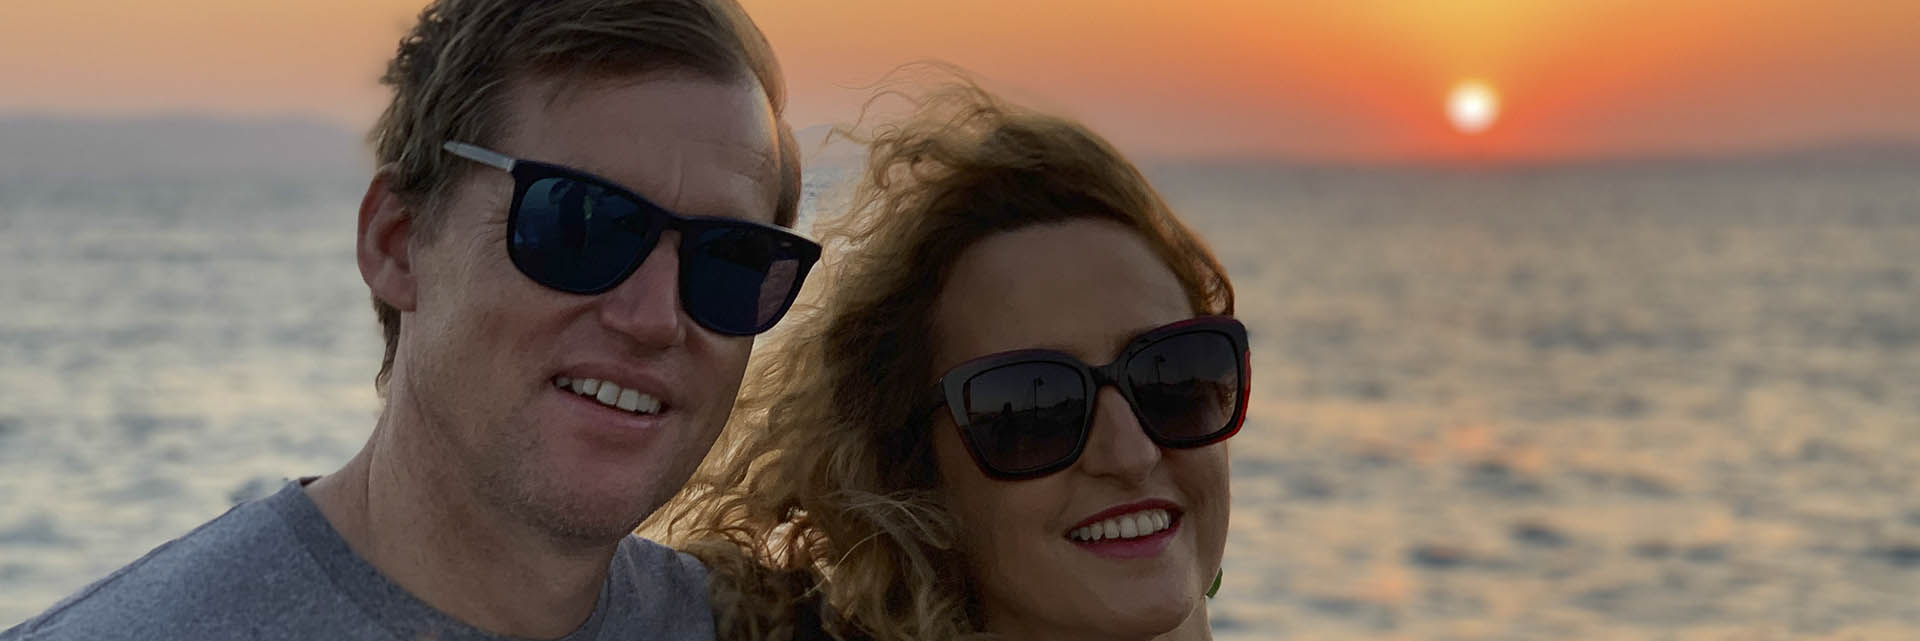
[2,480,714,641]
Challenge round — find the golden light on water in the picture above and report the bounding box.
[1447,81,1499,135]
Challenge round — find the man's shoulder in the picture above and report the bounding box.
[601,535,716,639]
[3,482,372,641]
[614,533,709,582]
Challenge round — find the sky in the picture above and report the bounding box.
[2,0,1916,163]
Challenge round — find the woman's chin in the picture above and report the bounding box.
[1079,590,1201,639]
[1140,602,1201,636]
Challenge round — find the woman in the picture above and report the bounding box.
[658,77,1245,641]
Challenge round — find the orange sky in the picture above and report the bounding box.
[2,0,1916,162]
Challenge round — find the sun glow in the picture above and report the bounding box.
[1446,82,1499,134]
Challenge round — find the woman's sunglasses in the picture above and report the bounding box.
[442,141,821,336]
[933,316,1250,480]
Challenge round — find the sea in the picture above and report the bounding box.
[3,121,1918,639]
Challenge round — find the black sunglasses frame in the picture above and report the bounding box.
[933,316,1251,480]
[442,141,821,336]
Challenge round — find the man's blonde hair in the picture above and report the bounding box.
[367,0,801,391]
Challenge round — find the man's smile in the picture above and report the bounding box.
[554,376,666,415]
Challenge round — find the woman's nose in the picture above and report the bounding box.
[1074,386,1161,484]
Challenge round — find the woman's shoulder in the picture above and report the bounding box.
[685,541,873,641]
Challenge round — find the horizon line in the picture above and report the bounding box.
[6,111,1920,170]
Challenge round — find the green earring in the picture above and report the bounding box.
[1205,567,1222,598]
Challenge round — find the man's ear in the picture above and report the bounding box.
[358,167,418,313]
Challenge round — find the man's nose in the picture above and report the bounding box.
[1074,386,1161,484]
[596,231,689,348]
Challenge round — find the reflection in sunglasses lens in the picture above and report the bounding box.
[753,258,801,328]
[963,361,1087,474]
[1125,332,1239,443]
[684,227,807,333]
[513,177,650,292]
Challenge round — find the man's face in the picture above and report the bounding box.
[396,72,778,540]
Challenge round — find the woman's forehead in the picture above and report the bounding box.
[928,220,1191,370]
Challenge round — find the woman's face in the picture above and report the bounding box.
[927,219,1231,640]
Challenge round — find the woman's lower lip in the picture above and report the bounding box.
[1069,519,1180,559]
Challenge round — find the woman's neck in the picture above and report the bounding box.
[1152,604,1213,641]
[987,602,1212,641]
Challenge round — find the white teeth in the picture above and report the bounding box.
[634,395,661,414]
[553,377,663,416]
[1068,509,1175,542]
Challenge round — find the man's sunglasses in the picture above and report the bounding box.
[933,316,1250,480]
[441,141,821,336]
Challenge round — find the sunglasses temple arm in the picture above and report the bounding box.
[442,141,516,172]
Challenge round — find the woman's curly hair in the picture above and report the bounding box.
[651,68,1234,641]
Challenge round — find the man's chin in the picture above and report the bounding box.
[514,490,658,543]
[482,468,670,544]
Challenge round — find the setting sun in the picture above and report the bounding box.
[1447,82,1499,135]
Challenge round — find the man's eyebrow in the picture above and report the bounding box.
[722,141,781,221]
[733,139,779,200]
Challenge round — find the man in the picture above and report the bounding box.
[3,1,812,639]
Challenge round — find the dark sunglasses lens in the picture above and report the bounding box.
[961,361,1088,476]
[511,177,652,292]
[683,226,807,334]
[1125,331,1243,444]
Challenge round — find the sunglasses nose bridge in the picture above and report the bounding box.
[1087,360,1124,387]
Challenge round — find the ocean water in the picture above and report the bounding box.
[3,148,1919,638]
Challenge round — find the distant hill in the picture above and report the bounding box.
[0,117,868,183]
[792,123,867,169]
[7,115,1913,184]
[0,116,367,184]
[1149,139,1920,174]
[1477,141,1920,174]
